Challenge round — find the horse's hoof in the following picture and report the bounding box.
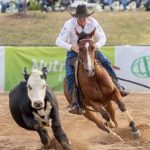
[109,131,124,143]
[68,139,72,145]
[132,129,141,138]
[104,121,115,128]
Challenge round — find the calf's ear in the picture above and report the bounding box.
[41,67,48,80]
[23,67,29,81]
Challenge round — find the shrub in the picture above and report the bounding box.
[28,0,40,10]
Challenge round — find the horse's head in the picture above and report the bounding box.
[76,28,96,77]
[23,67,48,109]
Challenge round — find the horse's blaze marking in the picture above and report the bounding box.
[85,42,92,73]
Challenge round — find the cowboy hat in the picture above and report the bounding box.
[70,4,95,17]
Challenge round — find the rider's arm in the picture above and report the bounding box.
[94,20,106,49]
[55,21,72,51]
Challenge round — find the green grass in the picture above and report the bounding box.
[0,10,150,46]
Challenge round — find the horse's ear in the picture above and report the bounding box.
[75,28,80,38]
[88,28,96,38]
[23,67,29,81]
[41,67,48,80]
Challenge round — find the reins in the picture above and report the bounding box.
[108,72,150,89]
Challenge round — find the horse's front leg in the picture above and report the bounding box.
[84,109,124,142]
[89,101,114,128]
[113,90,141,138]
[103,101,118,128]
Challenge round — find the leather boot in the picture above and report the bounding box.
[68,88,85,115]
[114,79,129,97]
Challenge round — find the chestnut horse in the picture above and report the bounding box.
[64,28,141,142]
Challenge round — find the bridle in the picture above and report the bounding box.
[77,38,96,72]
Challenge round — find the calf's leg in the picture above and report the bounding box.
[37,128,51,148]
[50,107,71,150]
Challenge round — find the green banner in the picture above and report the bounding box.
[5,46,114,92]
[101,46,114,65]
[5,47,66,91]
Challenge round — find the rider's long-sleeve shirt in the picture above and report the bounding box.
[55,17,106,51]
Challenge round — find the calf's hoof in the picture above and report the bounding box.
[41,144,52,149]
[61,141,71,150]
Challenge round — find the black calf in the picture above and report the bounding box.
[9,81,70,150]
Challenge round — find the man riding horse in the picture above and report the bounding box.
[55,4,129,115]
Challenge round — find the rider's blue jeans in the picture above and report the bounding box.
[66,50,117,95]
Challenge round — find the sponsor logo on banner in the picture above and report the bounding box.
[131,56,150,78]
[32,59,65,82]
[115,46,150,92]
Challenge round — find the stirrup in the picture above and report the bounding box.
[68,103,85,115]
[119,89,129,97]
[115,81,129,97]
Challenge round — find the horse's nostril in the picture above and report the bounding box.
[86,69,89,72]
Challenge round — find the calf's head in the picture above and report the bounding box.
[24,67,48,109]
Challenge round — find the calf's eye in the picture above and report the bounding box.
[27,85,32,90]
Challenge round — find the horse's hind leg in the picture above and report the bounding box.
[113,90,141,138]
[84,109,124,142]
[103,102,118,128]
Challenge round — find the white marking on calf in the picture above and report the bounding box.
[27,69,46,109]
[32,101,52,126]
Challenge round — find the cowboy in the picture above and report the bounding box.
[55,4,129,115]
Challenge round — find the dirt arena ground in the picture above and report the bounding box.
[0,93,150,150]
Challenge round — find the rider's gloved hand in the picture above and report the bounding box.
[71,46,79,53]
